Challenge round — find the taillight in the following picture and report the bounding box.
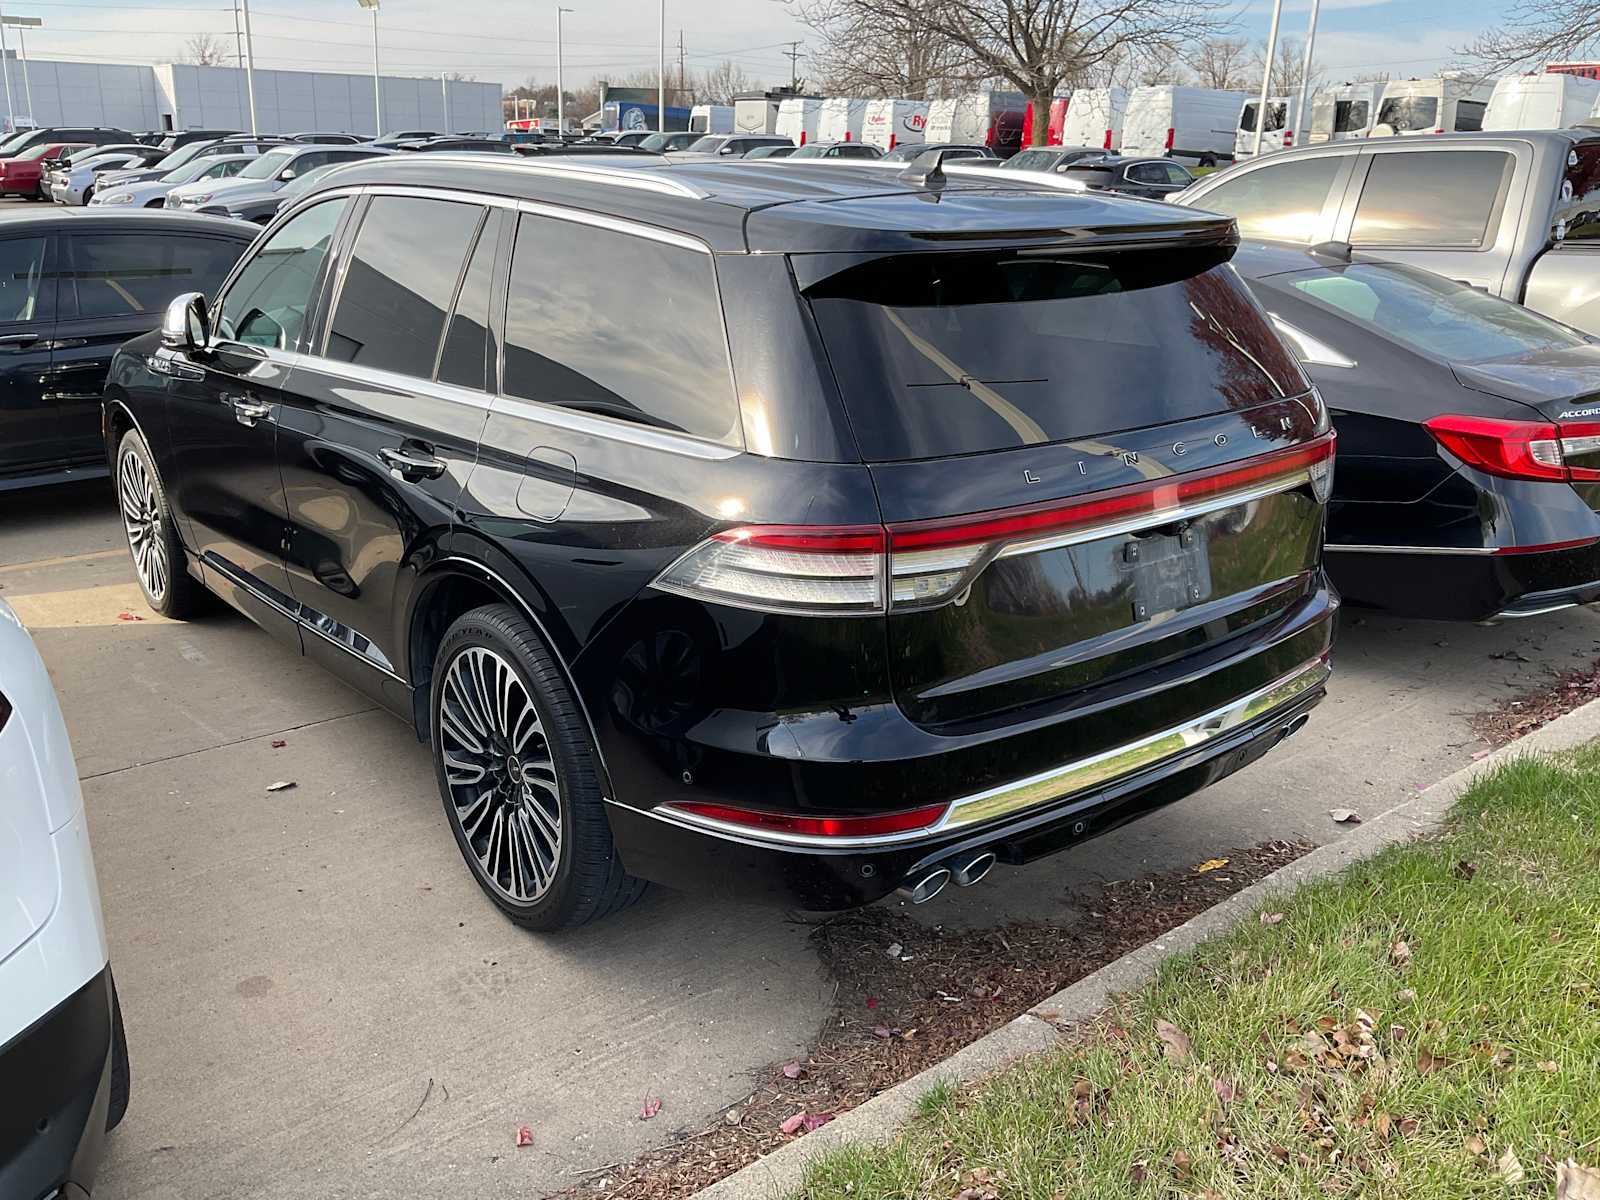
[1424,415,1600,482]
[985,123,995,146]
[662,800,948,839]
[799,130,807,145]
[653,433,1335,616]
[1103,129,1113,149]
[1283,129,1293,147]
[1164,127,1174,152]
[888,133,897,150]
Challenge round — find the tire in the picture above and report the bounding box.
[82,186,94,206]
[429,604,646,931]
[106,980,130,1131]
[1198,154,1218,168]
[116,430,205,619]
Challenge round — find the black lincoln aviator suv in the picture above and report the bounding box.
[104,153,1338,929]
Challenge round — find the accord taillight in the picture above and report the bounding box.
[1424,415,1600,483]
[653,433,1336,616]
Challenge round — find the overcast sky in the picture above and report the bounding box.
[6,0,1507,90]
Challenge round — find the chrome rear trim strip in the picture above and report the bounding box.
[634,655,1331,851]
[1325,544,1497,555]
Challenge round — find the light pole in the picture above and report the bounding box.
[240,0,258,134]
[357,0,381,137]
[1293,0,1322,149]
[556,6,572,134]
[658,0,665,132]
[1252,0,1284,157]
[1,15,40,128]
[0,6,14,132]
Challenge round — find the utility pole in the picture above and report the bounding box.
[233,0,243,69]
[1252,0,1283,157]
[657,0,665,132]
[357,0,381,137]
[1293,0,1322,148]
[240,0,258,134]
[0,8,15,132]
[783,41,802,90]
[556,5,571,133]
[677,29,685,98]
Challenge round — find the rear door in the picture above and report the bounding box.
[51,225,248,463]
[0,232,58,481]
[1180,150,1358,243]
[803,245,1327,727]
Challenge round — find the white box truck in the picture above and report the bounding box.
[1121,85,1247,165]
[689,104,734,134]
[1058,87,1127,151]
[1307,82,1385,142]
[1484,73,1600,130]
[734,92,783,135]
[1373,75,1495,136]
[818,97,868,142]
[774,97,825,145]
[863,98,930,150]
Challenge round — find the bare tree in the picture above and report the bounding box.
[696,60,764,105]
[1189,37,1251,89]
[183,32,228,67]
[1249,35,1320,98]
[1135,49,1191,86]
[797,0,981,99]
[793,0,1231,143]
[1461,0,1600,71]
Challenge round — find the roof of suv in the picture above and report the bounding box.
[303,153,1236,254]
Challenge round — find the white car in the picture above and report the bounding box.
[48,149,155,207]
[0,596,127,1195]
[91,152,257,209]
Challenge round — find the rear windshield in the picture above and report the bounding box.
[1284,262,1589,364]
[1335,100,1370,132]
[807,249,1304,462]
[1377,95,1438,131]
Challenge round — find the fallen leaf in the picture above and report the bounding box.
[865,997,879,1010]
[1260,911,1285,925]
[1452,860,1478,881]
[872,1025,894,1039]
[266,780,297,793]
[780,1111,807,1135]
[639,1097,661,1121]
[1129,1160,1149,1184]
[1390,940,1413,968]
[1498,1148,1526,1184]
[1375,1112,1393,1141]
[271,739,287,749]
[802,1112,834,1132]
[885,942,903,959]
[1557,1159,1600,1200]
[1417,1047,1449,1075]
[1539,1060,1560,1073]
[116,611,144,622]
[515,1125,533,1147]
[1155,1019,1191,1062]
[1194,857,1230,874]
[1172,1147,1194,1183]
[1397,987,1417,1003]
[1212,1076,1236,1104]
[1399,1117,1419,1137]
[724,1107,743,1125]
[1466,1134,1487,1157]
[1329,808,1363,824]
[781,1061,804,1079]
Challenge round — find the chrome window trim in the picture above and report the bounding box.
[515,198,709,253]
[487,393,741,459]
[626,656,1331,851]
[1324,543,1498,555]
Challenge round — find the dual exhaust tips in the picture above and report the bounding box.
[898,851,996,905]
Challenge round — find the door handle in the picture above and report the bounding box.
[0,333,39,351]
[379,446,448,481]
[228,395,272,426]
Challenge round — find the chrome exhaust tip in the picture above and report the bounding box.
[951,851,997,887]
[1280,712,1311,742]
[898,867,951,905]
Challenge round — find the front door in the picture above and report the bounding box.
[164,195,352,637]
[274,192,497,702]
[0,232,59,485]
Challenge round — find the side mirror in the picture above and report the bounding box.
[162,291,210,353]
[278,167,297,181]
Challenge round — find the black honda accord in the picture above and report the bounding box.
[1236,241,1600,621]
[104,155,1336,928]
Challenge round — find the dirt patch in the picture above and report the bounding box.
[562,838,1312,1198]
[1472,654,1600,748]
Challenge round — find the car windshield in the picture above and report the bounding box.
[639,133,673,151]
[880,144,932,162]
[0,130,34,156]
[1286,262,1590,364]
[153,142,209,172]
[239,147,298,179]
[686,135,726,152]
[788,143,832,158]
[166,155,244,184]
[17,143,62,161]
[1377,95,1439,131]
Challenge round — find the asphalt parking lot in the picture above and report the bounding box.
[7,479,1600,1200]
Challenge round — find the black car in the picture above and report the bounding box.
[1061,155,1196,199]
[152,128,240,153]
[878,141,994,163]
[393,137,515,154]
[1001,145,1111,173]
[291,132,367,144]
[0,127,135,159]
[787,140,885,160]
[1238,241,1600,621]
[104,156,1336,929]
[0,210,254,491]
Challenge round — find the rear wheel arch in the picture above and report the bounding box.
[405,558,615,797]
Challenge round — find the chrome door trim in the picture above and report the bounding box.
[515,198,710,253]
[1324,543,1497,555]
[486,393,741,460]
[628,656,1332,852]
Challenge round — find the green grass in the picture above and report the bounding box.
[798,746,1600,1199]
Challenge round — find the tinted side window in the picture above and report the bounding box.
[218,196,348,349]
[67,233,243,320]
[0,236,52,323]
[1193,155,1344,242]
[1127,163,1164,183]
[1558,142,1600,240]
[502,214,739,444]
[1454,100,1486,132]
[437,210,498,391]
[325,195,483,378]
[1350,150,1512,248]
[1164,163,1193,185]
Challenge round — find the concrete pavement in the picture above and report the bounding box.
[4,479,1598,1199]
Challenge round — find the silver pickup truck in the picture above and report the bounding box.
[1172,129,1600,335]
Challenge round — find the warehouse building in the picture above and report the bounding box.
[0,57,503,135]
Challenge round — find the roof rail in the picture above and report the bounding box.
[416,152,710,199]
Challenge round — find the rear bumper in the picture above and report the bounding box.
[608,656,1328,909]
[1326,540,1600,621]
[0,967,115,1200]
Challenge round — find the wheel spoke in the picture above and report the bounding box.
[457,787,495,840]
[444,750,488,786]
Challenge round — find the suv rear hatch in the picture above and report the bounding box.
[804,240,1330,728]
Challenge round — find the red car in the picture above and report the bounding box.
[0,141,89,198]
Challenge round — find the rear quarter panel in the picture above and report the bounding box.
[1521,245,1600,336]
